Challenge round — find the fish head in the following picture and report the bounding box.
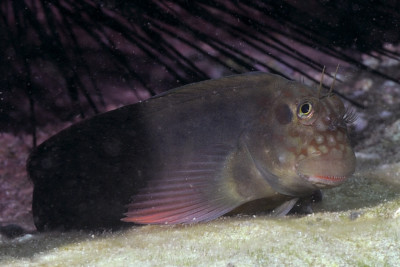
[246,79,356,196]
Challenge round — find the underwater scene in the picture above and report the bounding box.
[1,1,400,266]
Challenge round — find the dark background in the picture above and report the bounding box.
[1,0,400,145]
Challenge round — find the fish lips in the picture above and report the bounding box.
[296,153,356,188]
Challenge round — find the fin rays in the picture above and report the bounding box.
[122,144,244,224]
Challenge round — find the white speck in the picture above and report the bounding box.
[355,152,380,160]
[353,117,368,132]
[278,154,286,163]
[379,110,392,119]
[382,80,397,87]
[315,135,324,145]
[16,234,34,243]
[355,78,373,91]
[393,208,400,219]
[362,55,379,68]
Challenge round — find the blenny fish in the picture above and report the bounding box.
[27,72,356,230]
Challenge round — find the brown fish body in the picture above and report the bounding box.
[27,72,355,230]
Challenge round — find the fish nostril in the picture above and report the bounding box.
[329,116,347,130]
[323,116,336,131]
[328,124,337,131]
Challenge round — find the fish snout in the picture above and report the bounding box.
[296,131,356,188]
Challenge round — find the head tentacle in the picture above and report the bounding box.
[328,64,340,96]
[318,66,326,100]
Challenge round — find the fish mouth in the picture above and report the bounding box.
[296,147,356,188]
[296,157,354,188]
[305,174,348,187]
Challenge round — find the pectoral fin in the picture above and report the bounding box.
[122,145,245,224]
[270,198,299,217]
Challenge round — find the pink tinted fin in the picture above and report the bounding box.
[122,145,244,224]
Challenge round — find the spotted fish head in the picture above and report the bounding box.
[246,78,356,196]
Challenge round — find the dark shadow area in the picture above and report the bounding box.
[1,0,400,145]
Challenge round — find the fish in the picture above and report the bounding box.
[27,72,356,230]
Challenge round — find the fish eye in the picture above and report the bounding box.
[297,101,313,119]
